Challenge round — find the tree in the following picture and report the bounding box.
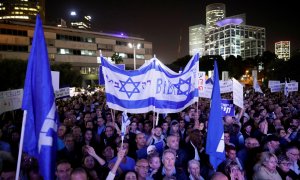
[111,53,123,64]
[284,51,300,81]
[0,59,27,91]
[167,55,192,72]
[51,63,82,87]
[199,55,224,72]
[225,55,244,79]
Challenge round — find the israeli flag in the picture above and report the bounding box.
[101,54,199,113]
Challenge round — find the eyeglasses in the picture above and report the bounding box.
[268,160,278,164]
[280,162,292,166]
[137,165,149,169]
[288,152,300,156]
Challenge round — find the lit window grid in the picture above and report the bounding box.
[275,41,290,60]
[205,25,265,59]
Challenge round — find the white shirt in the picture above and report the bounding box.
[190,141,200,161]
[290,161,300,175]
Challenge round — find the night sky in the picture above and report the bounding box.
[46,0,300,64]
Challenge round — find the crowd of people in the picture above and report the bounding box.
[0,87,300,180]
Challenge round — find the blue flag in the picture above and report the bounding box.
[22,14,58,180]
[205,61,225,170]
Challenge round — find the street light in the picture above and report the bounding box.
[128,42,141,70]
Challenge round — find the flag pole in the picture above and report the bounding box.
[197,101,199,119]
[15,110,27,180]
[156,112,159,126]
[111,109,115,124]
[153,107,156,129]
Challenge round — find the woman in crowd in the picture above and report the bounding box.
[253,152,282,180]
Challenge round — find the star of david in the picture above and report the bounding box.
[174,77,192,95]
[119,77,141,98]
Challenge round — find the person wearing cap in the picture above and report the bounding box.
[252,119,268,142]
[230,123,245,150]
[263,134,280,155]
[241,121,252,139]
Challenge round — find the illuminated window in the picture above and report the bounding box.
[136,54,144,59]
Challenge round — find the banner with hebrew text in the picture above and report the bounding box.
[101,54,199,113]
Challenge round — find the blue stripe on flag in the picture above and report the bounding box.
[106,89,198,109]
[102,53,199,113]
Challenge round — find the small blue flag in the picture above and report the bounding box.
[205,61,225,170]
[22,14,58,180]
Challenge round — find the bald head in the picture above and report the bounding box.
[211,172,228,180]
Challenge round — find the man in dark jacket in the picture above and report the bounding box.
[152,149,188,180]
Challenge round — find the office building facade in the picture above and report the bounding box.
[275,41,290,60]
[0,0,44,22]
[69,11,91,30]
[206,3,226,32]
[0,21,153,85]
[206,23,266,59]
[189,3,266,60]
[189,24,206,56]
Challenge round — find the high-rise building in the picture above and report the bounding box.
[206,3,226,32]
[189,3,266,60]
[0,0,45,22]
[206,20,265,59]
[275,41,290,60]
[69,11,91,30]
[189,24,206,56]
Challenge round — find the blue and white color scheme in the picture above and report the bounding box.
[206,61,225,170]
[221,99,235,117]
[22,14,58,180]
[121,111,130,142]
[253,77,263,93]
[99,64,125,85]
[101,54,199,113]
[284,80,289,97]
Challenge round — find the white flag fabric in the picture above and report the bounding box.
[101,54,199,113]
[253,78,263,93]
[284,81,289,97]
[121,111,130,138]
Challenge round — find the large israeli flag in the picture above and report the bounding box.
[101,54,199,113]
